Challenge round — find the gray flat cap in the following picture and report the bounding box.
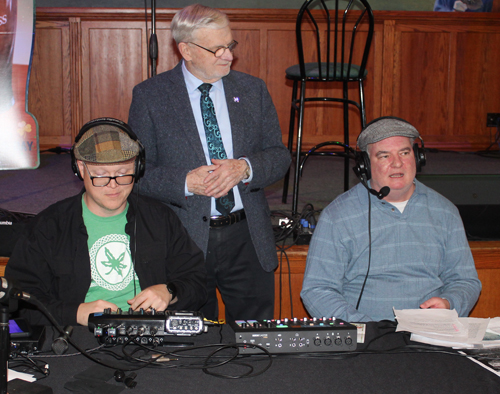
[357,117,420,152]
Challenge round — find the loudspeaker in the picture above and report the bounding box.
[70,117,145,182]
[417,174,500,240]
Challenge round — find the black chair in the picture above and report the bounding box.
[282,0,374,214]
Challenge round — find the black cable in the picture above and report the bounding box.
[21,298,141,372]
[201,343,272,379]
[144,0,150,79]
[356,187,372,310]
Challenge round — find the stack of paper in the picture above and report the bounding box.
[393,308,500,349]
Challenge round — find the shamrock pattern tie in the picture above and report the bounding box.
[198,83,235,216]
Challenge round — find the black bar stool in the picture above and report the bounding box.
[282,0,374,214]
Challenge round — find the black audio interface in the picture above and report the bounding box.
[230,317,357,354]
[88,310,206,346]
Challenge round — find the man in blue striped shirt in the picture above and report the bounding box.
[301,117,481,322]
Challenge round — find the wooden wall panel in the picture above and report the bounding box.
[155,26,181,76]
[454,32,500,146]
[231,27,261,78]
[29,22,72,146]
[266,28,297,142]
[388,18,500,150]
[396,31,451,139]
[81,22,144,123]
[32,9,500,152]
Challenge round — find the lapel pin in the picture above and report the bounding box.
[233,97,240,103]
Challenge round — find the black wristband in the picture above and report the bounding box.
[166,282,177,301]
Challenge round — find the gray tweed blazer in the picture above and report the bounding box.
[128,62,291,272]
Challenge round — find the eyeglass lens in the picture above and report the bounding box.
[92,175,134,187]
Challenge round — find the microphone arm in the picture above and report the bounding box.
[352,167,390,200]
[149,0,158,77]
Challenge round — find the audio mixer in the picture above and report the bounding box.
[88,310,206,346]
[230,317,357,354]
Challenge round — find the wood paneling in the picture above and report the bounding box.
[81,22,144,123]
[29,21,72,146]
[31,8,500,151]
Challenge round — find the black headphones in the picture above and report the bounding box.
[70,117,146,182]
[353,116,426,181]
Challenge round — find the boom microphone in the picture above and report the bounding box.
[352,167,390,200]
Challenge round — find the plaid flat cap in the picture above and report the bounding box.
[73,124,140,164]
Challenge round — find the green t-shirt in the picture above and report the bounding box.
[82,195,141,310]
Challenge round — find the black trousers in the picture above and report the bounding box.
[200,218,274,322]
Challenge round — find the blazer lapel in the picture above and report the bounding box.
[223,74,247,158]
[166,63,207,165]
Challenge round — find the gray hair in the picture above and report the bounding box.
[171,4,229,44]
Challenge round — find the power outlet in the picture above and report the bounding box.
[487,113,500,127]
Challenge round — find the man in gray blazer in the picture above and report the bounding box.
[128,4,291,322]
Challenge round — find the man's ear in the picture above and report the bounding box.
[178,42,192,62]
[77,160,86,179]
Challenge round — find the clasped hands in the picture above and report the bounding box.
[77,284,174,326]
[187,159,248,198]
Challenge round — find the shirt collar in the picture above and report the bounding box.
[181,60,224,95]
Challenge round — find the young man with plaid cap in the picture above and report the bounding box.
[6,118,207,326]
[301,117,481,322]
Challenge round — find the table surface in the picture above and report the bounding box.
[8,323,500,394]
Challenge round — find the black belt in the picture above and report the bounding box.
[210,210,246,228]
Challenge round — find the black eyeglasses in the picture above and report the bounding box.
[82,162,135,187]
[189,40,238,58]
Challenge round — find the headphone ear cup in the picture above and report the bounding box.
[354,151,371,181]
[134,141,146,182]
[356,151,371,181]
[413,143,426,172]
[70,148,83,180]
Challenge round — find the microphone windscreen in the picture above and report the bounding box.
[51,325,73,355]
[379,186,390,198]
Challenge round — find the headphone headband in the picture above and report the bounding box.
[71,118,146,182]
